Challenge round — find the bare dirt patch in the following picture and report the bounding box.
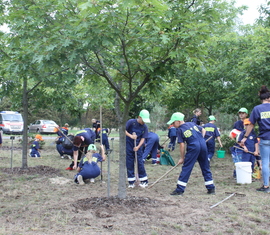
[1,145,270,235]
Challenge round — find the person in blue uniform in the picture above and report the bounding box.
[98,128,111,152]
[168,124,177,151]
[241,85,270,193]
[142,131,161,164]
[203,115,223,161]
[126,109,150,188]
[74,144,106,185]
[190,108,202,125]
[238,118,259,172]
[231,107,249,177]
[233,108,248,131]
[66,128,96,170]
[92,119,100,142]
[167,112,215,196]
[30,134,43,158]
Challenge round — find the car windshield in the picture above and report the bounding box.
[43,120,56,125]
[2,114,23,122]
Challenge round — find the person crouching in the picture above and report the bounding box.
[74,144,106,185]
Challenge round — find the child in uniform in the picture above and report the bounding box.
[168,124,177,151]
[74,144,105,185]
[238,118,260,174]
[126,109,150,188]
[203,115,223,161]
[167,112,215,196]
[30,134,43,158]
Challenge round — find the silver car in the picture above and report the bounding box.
[28,120,59,134]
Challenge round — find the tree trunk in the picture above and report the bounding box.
[114,93,130,199]
[22,77,29,169]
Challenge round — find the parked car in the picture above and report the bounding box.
[28,120,59,134]
[0,111,24,134]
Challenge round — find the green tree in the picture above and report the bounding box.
[1,0,243,198]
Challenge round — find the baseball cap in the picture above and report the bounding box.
[244,118,251,125]
[88,144,97,151]
[238,108,248,114]
[209,115,216,121]
[35,134,44,141]
[167,112,185,125]
[139,109,150,123]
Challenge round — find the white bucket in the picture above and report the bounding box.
[235,162,252,184]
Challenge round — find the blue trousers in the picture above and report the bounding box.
[176,143,214,192]
[126,143,148,184]
[206,139,215,160]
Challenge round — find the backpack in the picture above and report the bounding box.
[159,149,175,166]
[62,135,74,149]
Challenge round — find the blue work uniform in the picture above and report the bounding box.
[249,103,270,186]
[69,128,96,168]
[168,126,177,151]
[203,123,220,160]
[190,115,201,125]
[56,143,73,157]
[56,127,68,137]
[74,153,103,183]
[99,128,110,150]
[238,130,259,171]
[142,132,159,164]
[175,122,215,193]
[30,140,41,158]
[126,119,148,184]
[231,120,245,164]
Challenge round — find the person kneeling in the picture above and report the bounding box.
[74,144,106,185]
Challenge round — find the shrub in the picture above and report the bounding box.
[220,134,235,153]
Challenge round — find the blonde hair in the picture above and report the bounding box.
[85,150,96,163]
[193,108,201,114]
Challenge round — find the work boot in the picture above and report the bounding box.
[207,188,216,195]
[170,190,184,196]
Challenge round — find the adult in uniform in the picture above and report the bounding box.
[66,128,96,170]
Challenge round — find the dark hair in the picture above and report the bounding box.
[259,85,270,100]
[73,136,83,146]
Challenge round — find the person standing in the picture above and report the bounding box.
[126,109,150,188]
[233,108,248,131]
[168,124,177,151]
[238,118,260,173]
[190,108,202,125]
[203,115,223,161]
[230,107,249,177]
[167,112,215,196]
[241,85,270,193]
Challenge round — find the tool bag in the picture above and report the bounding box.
[159,149,175,166]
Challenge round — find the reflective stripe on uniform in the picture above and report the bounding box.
[128,177,136,181]
[139,176,148,181]
[177,180,187,186]
[205,180,214,185]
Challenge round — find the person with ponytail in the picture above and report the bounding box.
[74,144,106,185]
[190,108,202,126]
[241,85,270,193]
